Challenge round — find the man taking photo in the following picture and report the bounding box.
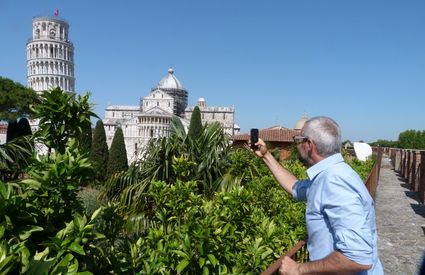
[253,116,383,275]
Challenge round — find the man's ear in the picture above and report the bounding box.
[306,139,316,156]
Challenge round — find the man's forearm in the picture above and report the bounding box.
[298,251,372,274]
[262,151,298,194]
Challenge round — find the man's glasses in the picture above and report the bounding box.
[293,135,308,145]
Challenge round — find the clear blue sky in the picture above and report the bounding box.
[1,0,424,142]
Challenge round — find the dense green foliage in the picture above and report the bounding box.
[103,117,231,206]
[188,106,202,140]
[0,77,38,121]
[346,156,376,181]
[0,136,33,181]
[370,129,425,149]
[31,88,96,154]
[117,178,306,274]
[0,86,378,273]
[0,88,100,274]
[106,127,128,178]
[90,120,109,182]
[397,129,425,149]
[99,146,308,274]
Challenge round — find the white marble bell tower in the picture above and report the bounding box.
[27,16,75,93]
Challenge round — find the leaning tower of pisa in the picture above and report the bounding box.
[27,16,75,93]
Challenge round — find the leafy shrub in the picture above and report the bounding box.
[32,88,96,155]
[78,187,102,218]
[116,180,306,274]
[345,155,376,181]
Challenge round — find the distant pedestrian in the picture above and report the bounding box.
[253,116,383,274]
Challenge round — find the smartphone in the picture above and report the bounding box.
[250,128,259,149]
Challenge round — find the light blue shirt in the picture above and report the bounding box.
[293,153,383,275]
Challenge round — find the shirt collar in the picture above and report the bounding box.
[306,153,344,180]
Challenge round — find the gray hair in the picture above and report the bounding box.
[303,116,341,157]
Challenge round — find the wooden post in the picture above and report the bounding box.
[394,149,401,172]
[419,151,425,204]
[400,150,405,176]
[411,150,417,189]
[405,150,411,182]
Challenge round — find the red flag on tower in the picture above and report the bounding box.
[54,9,59,17]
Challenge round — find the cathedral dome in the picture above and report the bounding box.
[294,113,308,130]
[157,68,184,90]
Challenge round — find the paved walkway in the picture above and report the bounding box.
[375,156,425,275]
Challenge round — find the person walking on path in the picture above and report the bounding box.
[253,116,383,275]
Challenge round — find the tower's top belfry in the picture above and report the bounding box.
[27,16,75,93]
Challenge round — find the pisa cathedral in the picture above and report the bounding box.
[25,15,240,161]
[104,68,240,163]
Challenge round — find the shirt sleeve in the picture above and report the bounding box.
[322,174,374,266]
[292,179,311,201]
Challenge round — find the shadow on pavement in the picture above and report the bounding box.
[411,203,425,219]
[405,190,421,203]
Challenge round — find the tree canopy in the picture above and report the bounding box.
[0,76,38,121]
[398,130,425,149]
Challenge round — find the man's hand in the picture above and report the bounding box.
[278,256,300,275]
[252,138,268,158]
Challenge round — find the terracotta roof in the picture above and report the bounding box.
[233,126,300,142]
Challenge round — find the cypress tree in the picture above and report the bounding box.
[17,118,32,137]
[17,117,34,152]
[6,120,19,142]
[188,106,203,140]
[79,122,93,154]
[90,120,109,182]
[107,127,128,177]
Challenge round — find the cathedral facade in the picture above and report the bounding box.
[104,68,240,162]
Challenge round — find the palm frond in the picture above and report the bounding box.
[0,136,33,171]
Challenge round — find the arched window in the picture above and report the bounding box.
[50,29,56,39]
